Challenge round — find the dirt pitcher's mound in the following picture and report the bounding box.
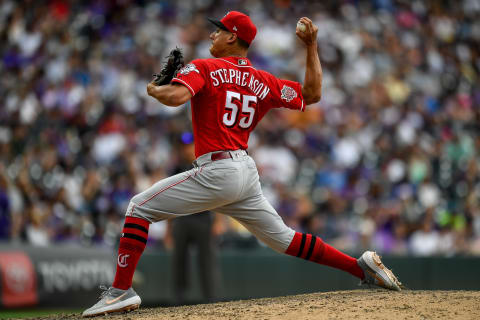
[55,290,480,320]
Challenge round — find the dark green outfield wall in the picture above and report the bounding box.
[0,244,479,309]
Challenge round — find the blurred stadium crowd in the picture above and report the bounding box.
[1,0,480,256]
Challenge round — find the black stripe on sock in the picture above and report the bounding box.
[123,233,147,244]
[124,223,148,234]
[296,233,307,257]
[305,236,317,261]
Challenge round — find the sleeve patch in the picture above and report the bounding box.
[280,85,298,102]
[178,63,200,75]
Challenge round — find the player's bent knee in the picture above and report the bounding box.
[126,190,149,215]
[125,199,143,218]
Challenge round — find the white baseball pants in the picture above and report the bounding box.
[126,150,295,253]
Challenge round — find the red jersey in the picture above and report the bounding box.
[171,56,305,157]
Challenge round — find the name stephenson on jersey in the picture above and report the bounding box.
[210,68,271,100]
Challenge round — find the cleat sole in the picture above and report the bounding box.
[83,303,140,317]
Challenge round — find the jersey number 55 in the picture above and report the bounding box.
[223,90,257,129]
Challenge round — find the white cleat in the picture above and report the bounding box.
[82,286,141,317]
[357,251,402,291]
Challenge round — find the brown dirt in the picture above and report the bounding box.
[42,290,480,320]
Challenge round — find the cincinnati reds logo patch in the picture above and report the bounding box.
[117,254,130,268]
[179,63,200,75]
[281,85,297,102]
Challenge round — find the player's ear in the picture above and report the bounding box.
[226,32,237,44]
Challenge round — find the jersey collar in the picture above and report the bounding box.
[222,56,252,67]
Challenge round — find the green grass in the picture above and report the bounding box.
[0,309,80,319]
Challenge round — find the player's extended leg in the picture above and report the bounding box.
[215,193,402,291]
[286,232,402,290]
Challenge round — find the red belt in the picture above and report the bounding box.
[211,151,232,161]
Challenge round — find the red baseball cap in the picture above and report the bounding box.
[208,11,257,45]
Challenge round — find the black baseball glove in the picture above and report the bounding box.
[152,47,185,86]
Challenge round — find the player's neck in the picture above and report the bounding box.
[220,47,247,58]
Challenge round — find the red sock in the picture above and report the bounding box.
[112,216,150,290]
[285,232,364,279]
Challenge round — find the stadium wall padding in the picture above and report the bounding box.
[0,244,479,308]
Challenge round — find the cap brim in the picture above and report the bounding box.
[207,18,229,31]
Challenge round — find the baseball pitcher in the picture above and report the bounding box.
[83,11,402,317]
